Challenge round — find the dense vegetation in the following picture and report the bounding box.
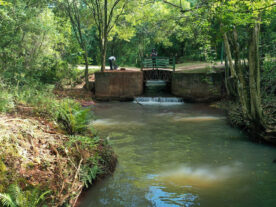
[0,0,275,206]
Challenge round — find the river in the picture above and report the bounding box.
[80,102,276,207]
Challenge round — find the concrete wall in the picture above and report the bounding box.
[95,71,143,101]
[171,72,224,102]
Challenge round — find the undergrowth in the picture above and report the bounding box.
[0,79,116,206]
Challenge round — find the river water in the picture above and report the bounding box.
[80,102,276,207]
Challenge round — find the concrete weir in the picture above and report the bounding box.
[95,71,143,101]
[94,70,224,102]
[171,72,224,102]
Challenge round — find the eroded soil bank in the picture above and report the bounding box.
[0,90,116,206]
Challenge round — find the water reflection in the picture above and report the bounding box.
[146,186,199,207]
[93,119,145,126]
[80,102,276,207]
[156,163,242,187]
[172,116,226,122]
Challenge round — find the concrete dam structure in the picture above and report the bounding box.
[94,69,224,102]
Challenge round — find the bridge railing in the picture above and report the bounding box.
[141,57,176,72]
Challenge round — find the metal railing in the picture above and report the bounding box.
[141,57,176,72]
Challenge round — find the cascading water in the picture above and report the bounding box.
[134,97,184,104]
[135,80,184,104]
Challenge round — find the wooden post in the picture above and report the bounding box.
[173,56,176,72]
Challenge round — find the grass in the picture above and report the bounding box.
[0,80,117,206]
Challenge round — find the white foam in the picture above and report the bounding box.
[134,97,184,105]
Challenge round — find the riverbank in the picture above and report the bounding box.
[227,100,276,144]
[78,101,276,207]
[211,99,276,144]
[0,83,116,206]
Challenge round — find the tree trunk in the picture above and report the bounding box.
[223,32,236,78]
[100,0,108,72]
[84,51,89,89]
[224,57,230,95]
[232,28,250,115]
[100,38,107,72]
[223,31,249,118]
[248,21,264,128]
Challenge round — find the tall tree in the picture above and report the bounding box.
[164,0,276,134]
[85,0,127,71]
[59,0,90,88]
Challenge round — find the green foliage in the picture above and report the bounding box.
[262,60,276,96]
[0,160,8,193]
[0,79,93,137]
[0,0,8,6]
[0,184,50,207]
[67,135,98,149]
[0,1,78,85]
[81,165,100,188]
[56,100,91,135]
[66,135,103,188]
[0,81,14,113]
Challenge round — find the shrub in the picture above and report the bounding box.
[0,184,50,207]
[262,60,276,96]
[0,80,14,113]
[56,100,91,135]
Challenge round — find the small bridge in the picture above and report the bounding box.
[141,57,175,82]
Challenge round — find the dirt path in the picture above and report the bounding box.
[77,62,225,72]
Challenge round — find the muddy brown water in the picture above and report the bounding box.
[80,102,276,207]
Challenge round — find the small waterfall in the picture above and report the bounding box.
[134,97,184,105]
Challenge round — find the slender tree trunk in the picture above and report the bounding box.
[224,57,230,95]
[223,32,236,78]
[232,28,250,112]
[100,37,107,72]
[100,0,108,72]
[248,21,264,128]
[84,51,89,89]
[223,30,249,118]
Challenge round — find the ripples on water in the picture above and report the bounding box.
[80,102,276,207]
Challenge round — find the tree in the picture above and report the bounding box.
[217,0,275,130]
[85,0,128,71]
[0,0,7,5]
[59,0,90,88]
[164,0,276,136]
[0,0,71,85]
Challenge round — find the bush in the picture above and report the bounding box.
[0,80,14,113]
[262,60,276,96]
[56,100,91,135]
[0,184,50,207]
